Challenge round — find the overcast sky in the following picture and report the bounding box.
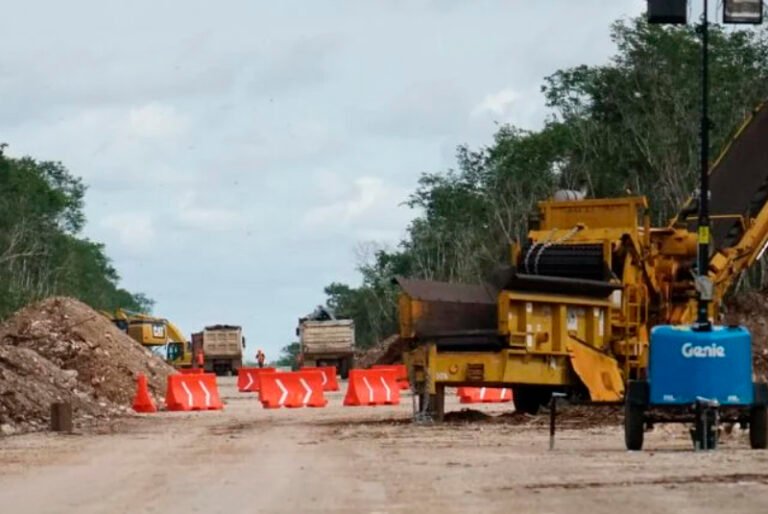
[1,0,646,361]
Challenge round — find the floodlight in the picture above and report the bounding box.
[724,0,764,24]
[648,0,688,24]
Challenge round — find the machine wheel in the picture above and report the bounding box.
[750,406,768,449]
[513,387,545,415]
[432,384,445,422]
[691,406,718,450]
[624,400,645,451]
[416,384,445,421]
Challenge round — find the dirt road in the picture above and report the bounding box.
[2,378,768,514]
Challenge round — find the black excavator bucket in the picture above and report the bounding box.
[677,102,768,250]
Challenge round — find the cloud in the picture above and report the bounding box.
[301,174,412,242]
[360,81,472,139]
[303,176,388,225]
[471,88,520,118]
[99,212,157,255]
[128,103,188,139]
[174,191,244,232]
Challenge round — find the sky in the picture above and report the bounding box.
[1,0,646,361]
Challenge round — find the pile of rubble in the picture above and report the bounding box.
[725,291,768,379]
[444,405,623,428]
[0,297,175,435]
[355,334,405,368]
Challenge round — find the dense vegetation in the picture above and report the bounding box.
[274,342,300,368]
[0,146,152,318]
[322,18,768,349]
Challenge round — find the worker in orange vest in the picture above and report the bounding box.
[256,349,266,368]
[196,347,204,368]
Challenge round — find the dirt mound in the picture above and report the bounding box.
[444,408,494,423]
[725,291,768,379]
[0,344,123,435]
[503,404,623,428]
[356,334,406,368]
[0,297,175,434]
[442,405,622,428]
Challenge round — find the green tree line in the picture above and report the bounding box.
[0,145,152,318]
[321,17,768,349]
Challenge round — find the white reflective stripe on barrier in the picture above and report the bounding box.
[276,379,289,406]
[200,380,211,407]
[299,378,313,405]
[380,376,391,402]
[362,376,374,403]
[181,381,194,407]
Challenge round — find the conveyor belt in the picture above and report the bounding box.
[678,102,768,250]
[521,243,607,281]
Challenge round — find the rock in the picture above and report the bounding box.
[1,423,16,436]
[62,369,78,380]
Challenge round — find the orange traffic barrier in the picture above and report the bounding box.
[259,371,327,408]
[237,367,276,392]
[132,373,157,413]
[165,373,223,411]
[343,369,400,406]
[300,366,340,391]
[179,368,205,375]
[372,364,410,390]
[456,387,513,404]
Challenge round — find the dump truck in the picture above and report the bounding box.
[193,325,245,376]
[398,101,768,424]
[298,306,355,379]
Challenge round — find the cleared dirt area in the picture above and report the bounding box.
[1,378,768,514]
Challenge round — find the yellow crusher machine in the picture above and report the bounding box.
[398,102,768,419]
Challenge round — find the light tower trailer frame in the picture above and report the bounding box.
[625,325,768,450]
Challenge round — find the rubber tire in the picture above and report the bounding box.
[624,400,644,451]
[513,387,542,415]
[339,358,350,380]
[750,406,768,449]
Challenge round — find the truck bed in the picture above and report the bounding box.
[194,328,243,357]
[301,320,355,354]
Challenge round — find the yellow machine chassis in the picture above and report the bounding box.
[403,289,627,419]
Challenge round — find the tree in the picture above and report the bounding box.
[0,149,151,318]
[542,19,768,223]
[320,17,768,349]
[274,342,300,369]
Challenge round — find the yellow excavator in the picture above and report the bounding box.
[102,308,195,368]
[398,102,768,419]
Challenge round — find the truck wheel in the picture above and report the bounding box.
[624,400,644,451]
[339,358,350,380]
[750,406,768,449]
